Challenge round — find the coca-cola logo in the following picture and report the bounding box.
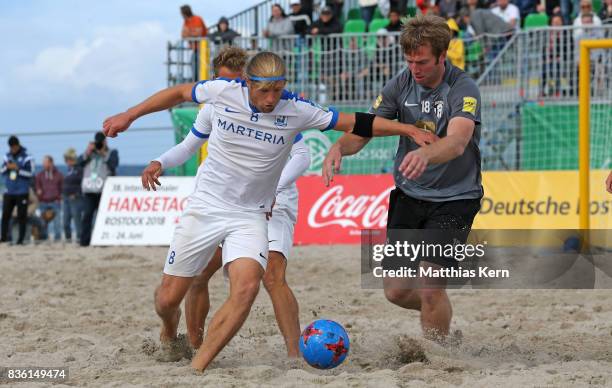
[307,185,393,229]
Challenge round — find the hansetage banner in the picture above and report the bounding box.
[91,177,194,246]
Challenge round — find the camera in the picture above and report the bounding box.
[94,132,106,151]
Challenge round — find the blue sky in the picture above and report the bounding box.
[0,0,259,164]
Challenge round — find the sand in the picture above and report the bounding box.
[2,243,612,387]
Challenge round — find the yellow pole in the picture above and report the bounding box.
[578,40,591,232]
[198,39,210,163]
[198,39,209,82]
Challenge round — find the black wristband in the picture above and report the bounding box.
[352,112,375,138]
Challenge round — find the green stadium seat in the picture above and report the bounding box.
[369,18,390,33]
[343,20,367,49]
[466,40,483,63]
[343,19,367,33]
[373,7,384,19]
[347,8,361,20]
[524,13,549,29]
[593,0,602,12]
[367,19,390,55]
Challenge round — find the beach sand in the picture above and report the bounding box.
[2,243,612,387]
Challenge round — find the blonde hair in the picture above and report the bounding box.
[212,46,248,76]
[400,14,451,59]
[245,51,286,89]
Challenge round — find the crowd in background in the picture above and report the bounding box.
[177,0,611,100]
[0,133,119,246]
[181,0,612,47]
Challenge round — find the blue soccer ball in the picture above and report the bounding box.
[299,319,350,369]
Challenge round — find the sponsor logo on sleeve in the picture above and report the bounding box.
[373,95,383,109]
[462,97,477,115]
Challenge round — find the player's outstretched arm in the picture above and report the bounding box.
[103,83,194,138]
[399,117,474,180]
[322,134,370,186]
[333,112,438,145]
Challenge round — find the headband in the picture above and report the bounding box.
[247,75,286,82]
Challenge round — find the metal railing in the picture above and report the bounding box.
[477,25,612,171]
[167,25,612,174]
[208,0,322,37]
[167,30,518,104]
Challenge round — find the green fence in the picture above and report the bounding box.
[170,108,202,176]
[520,103,612,170]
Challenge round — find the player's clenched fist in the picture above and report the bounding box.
[606,171,612,194]
[103,112,134,138]
[322,144,342,187]
[399,149,429,180]
[141,161,163,191]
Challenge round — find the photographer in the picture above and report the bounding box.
[78,132,119,246]
[1,136,35,245]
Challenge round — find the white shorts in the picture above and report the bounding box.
[163,201,269,277]
[268,206,295,260]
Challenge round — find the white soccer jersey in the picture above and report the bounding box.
[190,78,337,213]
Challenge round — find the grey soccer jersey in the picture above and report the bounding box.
[370,61,483,202]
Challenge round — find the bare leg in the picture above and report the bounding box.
[383,276,422,311]
[184,248,222,349]
[191,258,264,372]
[417,262,451,341]
[383,267,452,341]
[262,251,300,358]
[417,288,452,340]
[154,274,194,342]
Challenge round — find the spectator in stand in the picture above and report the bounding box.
[465,0,483,12]
[491,0,521,30]
[78,132,119,247]
[264,4,295,53]
[1,136,34,245]
[391,0,408,15]
[514,0,537,22]
[289,0,312,36]
[311,6,344,36]
[209,17,241,46]
[181,5,207,42]
[62,148,83,243]
[264,4,295,38]
[386,9,404,31]
[301,0,314,21]
[599,0,612,23]
[311,6,343,100]
[573,0,602,39]
[35,155,63,242]
[416,0,435,15]
[358,29,402,89]
[180,5,207,80]
[459,7,514,36]
[541,13,573,97]
[340,37,368,101]
[446,18,465,69]
[438,0,462,18]
[543,0,572,25]
[328,0,345,21]
[378,0,391,17]
[360,0,379,25]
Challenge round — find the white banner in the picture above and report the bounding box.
[91,177,194,246]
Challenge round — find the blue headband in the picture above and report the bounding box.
[248,75,286,82]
